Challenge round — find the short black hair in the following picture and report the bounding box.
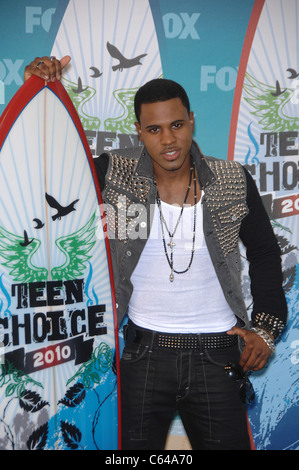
[134,78,190,122]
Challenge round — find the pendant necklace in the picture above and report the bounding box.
[156,158,198,282]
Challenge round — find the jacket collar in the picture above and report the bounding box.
[134,146,154,179]
[191,141,217,189]
[134,140,217,189]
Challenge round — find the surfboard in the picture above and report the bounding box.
[50,0,163,157]
[227,0,298,450]
[0,75,121,450]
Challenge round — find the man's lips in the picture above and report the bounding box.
[161,148,180,160]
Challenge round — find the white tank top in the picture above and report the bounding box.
[128,199,236,333]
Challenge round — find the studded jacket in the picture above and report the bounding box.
[94,141,287,338]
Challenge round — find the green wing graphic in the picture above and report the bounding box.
[243,72,299,132]
[104,88,138,134]
[0,212,98,283]
[62,78,101,131]
[51,212,97,281]
[0,226,47,283]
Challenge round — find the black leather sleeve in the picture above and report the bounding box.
[239,168,287,332]
[93,153,109,192]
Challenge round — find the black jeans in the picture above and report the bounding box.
[120,329,251,450]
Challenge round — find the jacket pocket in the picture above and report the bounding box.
[215,201,249,228]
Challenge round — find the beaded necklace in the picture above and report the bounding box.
[156,158,197,282]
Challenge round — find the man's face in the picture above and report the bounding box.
[135,98,194,176]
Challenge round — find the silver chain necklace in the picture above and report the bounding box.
[156,159,198,282]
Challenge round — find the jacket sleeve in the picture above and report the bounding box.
[93,153,109,192]
[239,167,287,338]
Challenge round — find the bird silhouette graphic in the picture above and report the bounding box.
[45,193,79,221]
[33,218,45,229]
[72,77,88,94]
[20,230,33,247]
[271,80,287,97]
[107,42,147,72]
[90,66,103,78]
[287,68,299,79]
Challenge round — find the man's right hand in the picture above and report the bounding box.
[24,56,71,82]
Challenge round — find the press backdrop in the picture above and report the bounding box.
[0,0,298,450]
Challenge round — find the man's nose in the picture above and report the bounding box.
[160,128,176,146]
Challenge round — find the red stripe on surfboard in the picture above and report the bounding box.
[227,0,266,160]
[0,75,122,448]
[226,2,264,450]
[247,412,256,450]
[0,76,45,150]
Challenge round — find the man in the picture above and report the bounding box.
[24,57,287,450]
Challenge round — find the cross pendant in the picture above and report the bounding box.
[168,239,176,249]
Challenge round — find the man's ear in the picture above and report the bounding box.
[135,121,143,142]
[189,111,195,133]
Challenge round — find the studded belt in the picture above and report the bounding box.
[124,321,238,350]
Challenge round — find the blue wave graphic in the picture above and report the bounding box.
[85,262,98,306]
[0,273,11,318]
[245,122,260,166]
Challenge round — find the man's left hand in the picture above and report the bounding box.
[226,327,273,372]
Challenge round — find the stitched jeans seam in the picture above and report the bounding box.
[200,351,213,441]
[139,350,152,439]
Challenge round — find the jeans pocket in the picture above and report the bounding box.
[203,344,241,367]
[203,346,255,404]
[121,341,150,364]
